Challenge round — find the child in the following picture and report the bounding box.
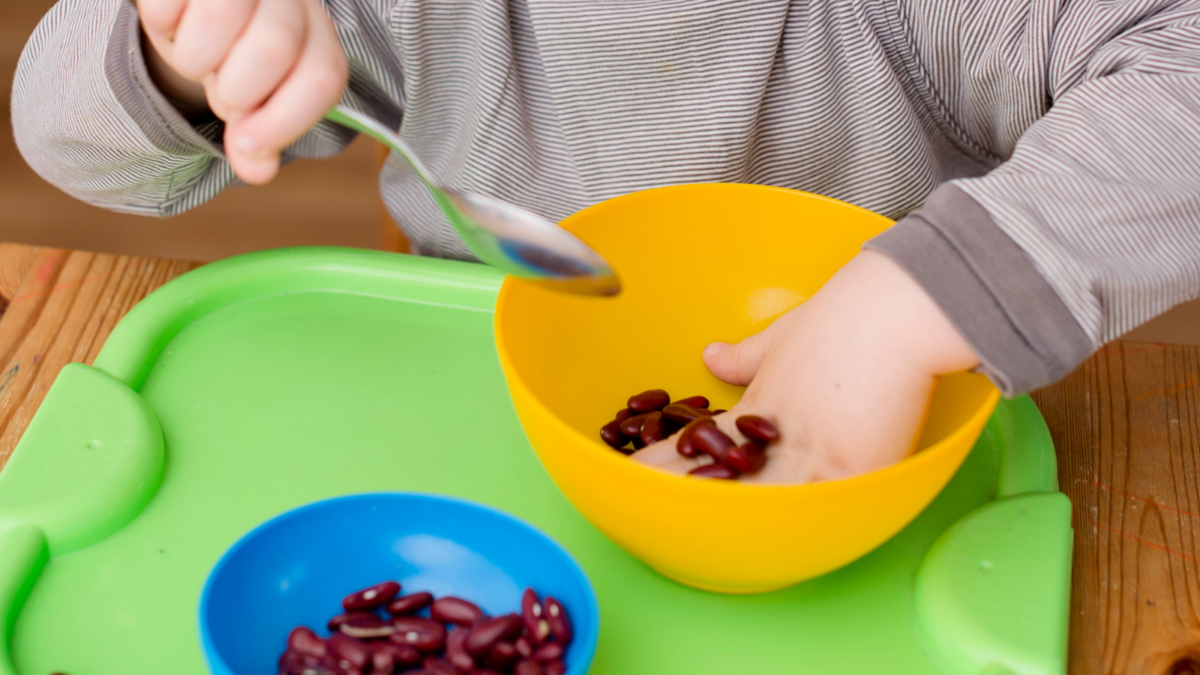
[13,0,1200,483]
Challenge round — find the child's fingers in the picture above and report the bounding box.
[208,0,308,115]
[170,0,259,80]
[137,0,189,40]
[226,0,346,165]
[630,445,701,476]
[222,132,281,185]
[629,437,691,469]
[702,327,773,386]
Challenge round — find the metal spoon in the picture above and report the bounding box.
[324,105,620,296]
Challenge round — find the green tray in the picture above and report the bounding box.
[0,248,1072,675]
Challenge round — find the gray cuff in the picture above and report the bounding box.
[103,4,225,157]
[865,184,1093,396]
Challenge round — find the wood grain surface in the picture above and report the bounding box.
[1032,343,1200,675]
[0,242,1194,673]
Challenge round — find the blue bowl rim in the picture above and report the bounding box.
[197,491,601,675]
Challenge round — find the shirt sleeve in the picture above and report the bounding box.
[868,0,1200,395]
[12,0,357,217]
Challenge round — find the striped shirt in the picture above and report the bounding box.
[12,0,1200,394]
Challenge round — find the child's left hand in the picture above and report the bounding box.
[631,250,981,484]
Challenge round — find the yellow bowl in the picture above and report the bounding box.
[494,183,1000,594]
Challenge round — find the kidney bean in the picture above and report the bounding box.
[282,585,573,675]
[278,648,323,674]
[543,598,572,645]
[370,645,395,674]
[660,416,684,435]
[618,413,650,438]
[490,641,520,669]
[675,417,715,458]
[445,627,475,671]
[431,596,483,626]
[521,588,543,638]
[688,462,738,479]
[372,642,421,667]
[638,411,666,446]
[736,415,780,446]
[726,442,767,474]
[544,659,567,675]
[340,615,395,640]
[514,660,543,675]
[614,408,631,423]
[712,409,727,414]
[630,435,646,451]
[672,395,710,409]
[692,424,736,464]
[387,591,434,616]
[661,404,713,425]
[389,616,446,652]
[627,389,670,413]
[328,612,382,632]
[328,633,372,670]
[423,656,458,675]
[465,614,523,656]
[342,581,400,611]
[288,627,327,659]
[532,642,564,662]
[599,420,629,449]
[280,649,339,675]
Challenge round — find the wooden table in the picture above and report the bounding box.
[0,242,1195,674]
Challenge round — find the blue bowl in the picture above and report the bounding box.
[199,492,599,675]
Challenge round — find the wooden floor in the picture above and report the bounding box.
[0,0,383,263]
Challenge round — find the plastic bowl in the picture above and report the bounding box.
[198,492,599,675]
[494,183,1000,594]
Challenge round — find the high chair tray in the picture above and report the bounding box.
[0,248,1071,675]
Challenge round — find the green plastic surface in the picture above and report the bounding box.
[915,493,1073,674]
[0,248,1073,674]
[0,364,164,557]
[0,526,45,675]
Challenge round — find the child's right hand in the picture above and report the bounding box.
[138,0,348,184]
[632,251,981,484]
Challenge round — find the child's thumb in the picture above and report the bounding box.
[702,331,769,386]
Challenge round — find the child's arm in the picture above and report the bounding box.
[12,0,351,217]
[638,2,1200,482]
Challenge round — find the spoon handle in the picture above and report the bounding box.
[324,105,436,189]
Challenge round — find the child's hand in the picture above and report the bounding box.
[138,0,348,184]
[632,250,980,484]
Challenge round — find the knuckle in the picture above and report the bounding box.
[255,22,304,69]
[210,83,245,115]
[306,61,348,101]
[171,56,208,81]
[196,0,253,23]
[137,0,181,26]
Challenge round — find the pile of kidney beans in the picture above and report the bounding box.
[278,581,572,675]
[599,389,780,479]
